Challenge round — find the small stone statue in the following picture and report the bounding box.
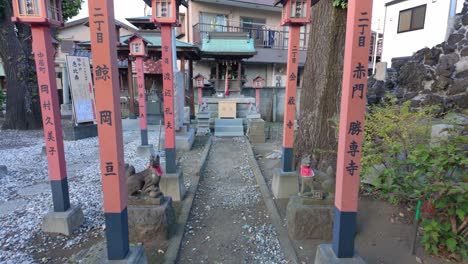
[299,155,336,200]
[126,155,163,198]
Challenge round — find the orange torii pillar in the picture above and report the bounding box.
[88,1,145,260]
[316,0,373,261]
[136,56,148,145]
[10,0,84,235]
[160,25,177,174]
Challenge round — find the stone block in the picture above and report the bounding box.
[42,205,84,236]
[175,128,195,150]
[271,168,298,199]
[160,170,186,201]
[315,244,366,264]
[374,62,387,80]
[286,196,334,240]
[72,243,148,264]
[128,197,175,242]
[63,123,98,141]
[136,144,154,158]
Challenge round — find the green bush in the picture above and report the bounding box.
[362,98,468,261]
[0,89,5,107]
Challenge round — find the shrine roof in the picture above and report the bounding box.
[200,32,257,58]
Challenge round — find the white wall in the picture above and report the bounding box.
[381,0,463,64]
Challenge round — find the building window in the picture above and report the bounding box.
[398,4,426,33]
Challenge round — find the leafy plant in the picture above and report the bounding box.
[0,89,5,107]
[332,0,347,9]
[361,98,468,261]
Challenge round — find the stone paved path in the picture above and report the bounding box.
[178,137,287,264]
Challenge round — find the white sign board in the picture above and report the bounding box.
[66,56,96,123]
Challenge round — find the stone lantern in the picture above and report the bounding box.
[252,76,264,112]
[275,0,312,26]
[194,73,206,105]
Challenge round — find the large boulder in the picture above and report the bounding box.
[448,78,468,95]
[447,34,465,46]
[397,63,427,91]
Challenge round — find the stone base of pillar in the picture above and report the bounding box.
[63,123,98,141]
[271,168,298,199]
[129,113,137,119]
[60,103,73,117]
[160,170,186,202]
[136,144,155,158]
[315,244,366,264]
[286,196,333,240]
[128,196,175,242]
[175,128,195,151]
[72,243,148,264]
[41,205,84,236]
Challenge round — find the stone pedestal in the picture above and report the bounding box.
[72,243,148,264]
[160,170,186,201]
[61,103,73,117]
[175,127,195,151]
[271,168,298,199]
[286,196,334,240]
[136,144,154,158]
[63,123,98,141]
[315,244,366,264]
[128,196,175,242]
[41,205,84,235]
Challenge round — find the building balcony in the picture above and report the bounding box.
[193,23,309,51]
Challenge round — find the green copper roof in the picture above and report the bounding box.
[79,33,195,48]
[201,38,256,55]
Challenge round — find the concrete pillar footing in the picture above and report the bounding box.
[136,144,155,158]
[160,170,186,202]
[41,204,84,236]
[271,168,298,199]
[315,244,366,264]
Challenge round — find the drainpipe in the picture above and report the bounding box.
[446,0,458,38]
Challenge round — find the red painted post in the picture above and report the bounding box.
[31,26,70,212]
[256,88,261,113]
[332,0,372,258]
[198,87,203,105]
[161,25,177,173]
[281,25,300,172]
[88,0,129,260]
[135,56,148,145]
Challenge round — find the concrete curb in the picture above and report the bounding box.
[163,136,213,264]
[245,138,299,264]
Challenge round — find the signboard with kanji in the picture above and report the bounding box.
[66,56,96,123]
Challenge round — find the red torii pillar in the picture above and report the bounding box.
[161,25,177,174]
[135,57,148,146]
[330,0,373,259]
[88,1,130,260]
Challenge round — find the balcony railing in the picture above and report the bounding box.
[193,23,308,50]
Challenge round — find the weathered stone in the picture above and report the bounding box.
[422,94,444,106]
[160,170,186,201]
[448,78,468,95]
[71,243,148,264]
[272,168,299,199]
[431,76,453,91]
[462,13,468,26]
[286,196,333,240]
[375,62,388,80]
[367,77,377,89]
[456,69,468,78]
[128,197,175,242]
[413,48,430,64]
[431,124,456,146]
[367,95,378,105]
[451,93,468,109]
[458,27,467,35]
[384,79,395,90]
[391,57,411,71]
[441,42,457,54]
[437,53,459,77]
[404,92,418,100]
[397,63,426,91]
[448,34,465,46]
[457,39,468,50]
[461,47,468,57]
[424,48,441,66]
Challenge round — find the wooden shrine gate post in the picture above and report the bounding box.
[152,0,186,202]
[271,0,312,199]
[315,0,372,263]
[127,35,155,157]
[11,0,84,236]
[88,0,147,261]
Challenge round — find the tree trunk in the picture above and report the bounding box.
[294,2,347,171]
[0,0,42,130]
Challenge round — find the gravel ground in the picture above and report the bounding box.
[178,137,287,264]
[0,128,162,263]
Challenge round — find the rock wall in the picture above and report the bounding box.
[368,1,468,113]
